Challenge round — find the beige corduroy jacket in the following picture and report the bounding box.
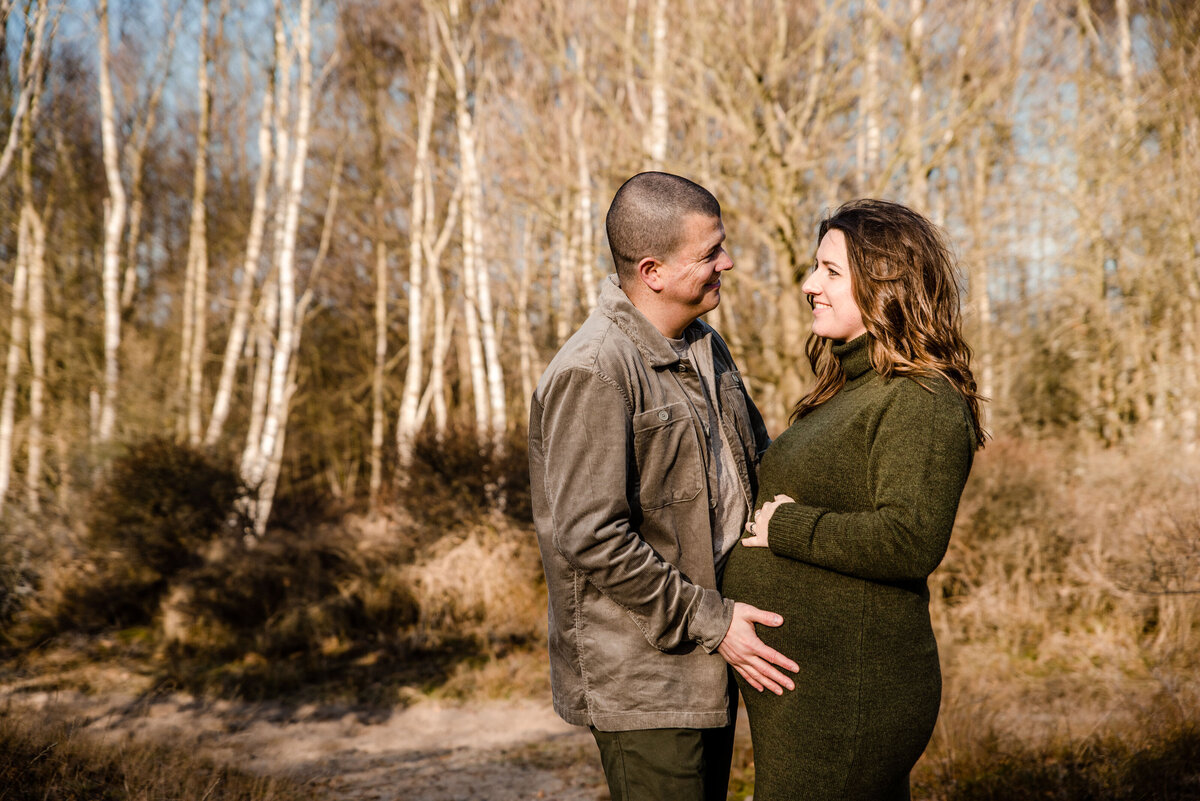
[528,275,770,731]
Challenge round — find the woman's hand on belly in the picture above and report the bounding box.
[742,494,796,548]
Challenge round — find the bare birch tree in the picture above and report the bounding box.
[0,0,52,513]
[396,13,442,473]
[205,48,276,447]
[96,0,126,444]
[179,0,213,445]
[0,238,28,514]
[435,0,506,448]
[242,0,315,535]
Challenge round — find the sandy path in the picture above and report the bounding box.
[6,685,608,801]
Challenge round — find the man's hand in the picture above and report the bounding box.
[716,602,798,694]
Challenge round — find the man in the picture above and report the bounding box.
[528,172,798,800]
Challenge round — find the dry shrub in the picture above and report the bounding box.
[8,438,249,643]
[157,523,423,697]
[403,519,546,649]
[394,424,533,532]
[921,433,1200,788]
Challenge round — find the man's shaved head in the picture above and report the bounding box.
[606,172,722,283]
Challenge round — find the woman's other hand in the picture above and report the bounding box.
[742,493,795,548]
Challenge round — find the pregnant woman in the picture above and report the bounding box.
[722,199,986,800]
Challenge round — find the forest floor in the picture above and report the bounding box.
[0,655,612,801]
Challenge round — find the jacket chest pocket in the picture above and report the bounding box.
[632,401,703,510]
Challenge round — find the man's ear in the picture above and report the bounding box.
[638,256,665,292]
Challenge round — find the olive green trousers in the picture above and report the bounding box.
[589,724,735,801]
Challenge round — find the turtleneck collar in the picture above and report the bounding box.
[831,334,874,384]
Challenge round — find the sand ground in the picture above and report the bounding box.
[3,671,612,801]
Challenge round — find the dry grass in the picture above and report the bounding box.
[916,434,1200,799]
[0,703,317,801]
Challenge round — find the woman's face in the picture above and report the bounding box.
[802,229,867,342]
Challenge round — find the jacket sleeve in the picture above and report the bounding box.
[766,380,974,581]
[538,366,734,652]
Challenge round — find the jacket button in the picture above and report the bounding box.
[732,374,741,386]
[657,409,670,422]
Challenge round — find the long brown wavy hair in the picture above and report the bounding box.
[791,199,987,449]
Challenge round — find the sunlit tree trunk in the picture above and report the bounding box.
[554,174,577,344]
[21,61,46,512]
[905,0,927,209]
[856,8,880,193]
[1116,0,1135,137]
[367,58,389,508]
[205,56,275,448]
[180,0,212,445]
[644,0,667,169]
[397,21,441,474]
[0,0,49,186]
[23,206,45,512]
[0,241,28,513]
[0,2,51,514]
[415,178,459,442]
[97,0,126,444]
[437,0,506,448]
[516,218,538,421]
[241,277,276,479]
[573,77,597,310]
[244,0,313,536]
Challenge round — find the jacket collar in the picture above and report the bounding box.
[598,274,710,369]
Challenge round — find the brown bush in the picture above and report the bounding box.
[393,424,533,532]
[18,438,249,638]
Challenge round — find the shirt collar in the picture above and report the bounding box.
[597,274,711,368]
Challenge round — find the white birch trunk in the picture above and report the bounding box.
[242,0,291,485]
[0,0,49,186]
[644,0,668,169]
[516,220,537,421]
[623,0,644,125]
[97,0,126,444]
[417,178,459,441]
[205,68,275,447]
[241,278,276,477]
[0,242,28,512]
[554,180,577,345]
[247,0,313,536]
[906,0,926,209]
[1116,0,1135,137]
[397,28,441,472]
[972,138,993,432]
[184,0,212,445]
[369,225,387,505]
[573,94,596,310]
[368,101,388,506]
[24,205,46,512]
[436,0,504,446]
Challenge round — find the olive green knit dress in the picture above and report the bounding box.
[722,335,976,801]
